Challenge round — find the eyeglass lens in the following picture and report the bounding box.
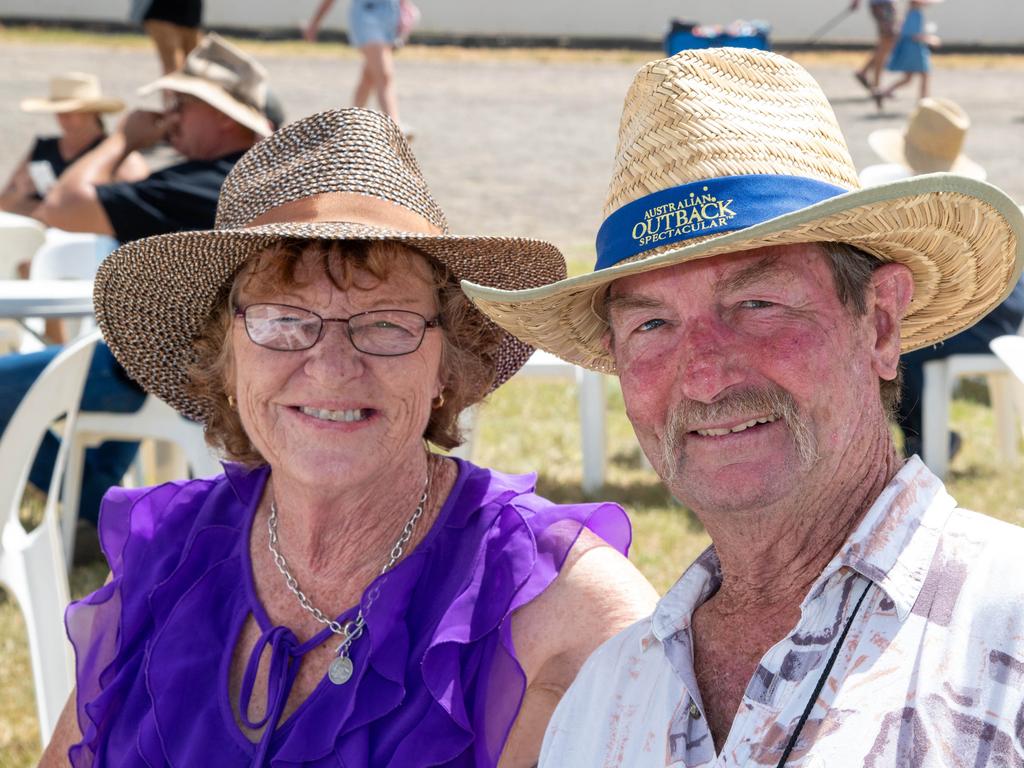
[242,304,432,356]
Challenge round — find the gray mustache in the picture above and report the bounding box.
[661,385,819,482]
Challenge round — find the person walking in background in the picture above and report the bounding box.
[1,73,147,217]
[851,0,898,92]
[874,0,942,106]
[130,0,204,77]
[303,0,407,131]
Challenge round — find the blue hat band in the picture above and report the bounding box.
[594,174,849,271]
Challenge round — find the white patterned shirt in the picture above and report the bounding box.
[540,457,1024,767]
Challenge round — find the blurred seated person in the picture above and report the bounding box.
[0,73,147,217]
[0,33,273,534]
[859,97,1024,460]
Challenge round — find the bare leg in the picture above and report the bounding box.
[871,34,897,89]
[879,73,913,98]
[143,20,186,75]
[179,27,202,59]
[353,61,374,108]
[361,43,400,123]
[918,72,930,99]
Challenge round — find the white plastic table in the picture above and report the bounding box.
[0,279,94,345]
[0,280,94,319]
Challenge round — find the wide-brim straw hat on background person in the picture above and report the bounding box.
[20,72,125,114]
[868,97,986,180]
[138,32,274,137]
[93,107,567,422]
[462,47,1023,374]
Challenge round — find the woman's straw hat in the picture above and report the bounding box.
[137,33,274,138]
[94,108,567,422]
[462,48,1023,374]
[869,97,985,179]
[20,72,124,114]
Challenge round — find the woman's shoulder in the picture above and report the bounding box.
[97,463,267,575]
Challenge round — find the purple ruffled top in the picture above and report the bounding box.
[64,458,632,767]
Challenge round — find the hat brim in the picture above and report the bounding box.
[94,222,567,422]
[462,173,1024,374]
[868,129,986,180]
[139,73,272,137]
[20,96,125,114]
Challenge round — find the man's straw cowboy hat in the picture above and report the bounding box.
[93,108,566,422]
[138,33,274,138]
[20,72,125,114]
[868,97,986,179]
[461,48,1023,374]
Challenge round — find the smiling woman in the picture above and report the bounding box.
[40,109,658,768]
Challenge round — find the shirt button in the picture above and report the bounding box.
[689,702,701,719]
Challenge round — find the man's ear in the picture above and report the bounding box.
[869,262,915,382]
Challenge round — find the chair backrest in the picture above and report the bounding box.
[991,335,1024,384]
[0,211,46,279]
[29,231,118,281]
[0,332,100,536]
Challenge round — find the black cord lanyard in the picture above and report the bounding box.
[774,579,872,768]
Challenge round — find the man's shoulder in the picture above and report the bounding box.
[559,614,665,698]
[927,506,1024,628]
[944,505,1024,563]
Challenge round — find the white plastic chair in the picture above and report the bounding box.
[0,331,99,745]
[29,230,118,282]
[921,320,1024,478]
[0,213,47,352]
[60,394,221,566]
[990,334,1024,445]
[453,350,607,493]
[21,230,117,350]
[0,211,46,278]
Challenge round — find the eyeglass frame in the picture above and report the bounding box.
[233,303,443,357]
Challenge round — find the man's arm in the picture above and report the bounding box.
[32,111,164,235]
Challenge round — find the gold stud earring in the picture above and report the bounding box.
[227,394,236,408]
[432,392,445,409]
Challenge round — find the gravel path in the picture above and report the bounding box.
[2,41,1021,255]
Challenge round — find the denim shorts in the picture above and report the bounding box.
[348,0,400,48]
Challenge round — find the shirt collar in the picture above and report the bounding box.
[816,455,956,620]
[648,546,722,645]
[643,455,957,647]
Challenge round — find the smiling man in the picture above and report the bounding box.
[463,48,1024,766]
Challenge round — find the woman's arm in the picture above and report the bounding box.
[38,691,83,767]
[303,0,337,41]
[500,527,659,767]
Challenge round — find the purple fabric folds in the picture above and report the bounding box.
[64,458,632,767]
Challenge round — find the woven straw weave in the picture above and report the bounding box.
[94,108,567,422]
[463,48,1023,374]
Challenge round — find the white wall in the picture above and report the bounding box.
[1,0,1021,46]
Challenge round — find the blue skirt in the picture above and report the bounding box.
[349,0,400,48]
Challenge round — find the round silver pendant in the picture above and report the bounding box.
[329,655,354,685]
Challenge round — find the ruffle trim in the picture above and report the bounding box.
[65,461,632,767]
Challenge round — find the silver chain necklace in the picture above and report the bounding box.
[267,470,430,685]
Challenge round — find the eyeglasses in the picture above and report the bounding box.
[235,304,441,356]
